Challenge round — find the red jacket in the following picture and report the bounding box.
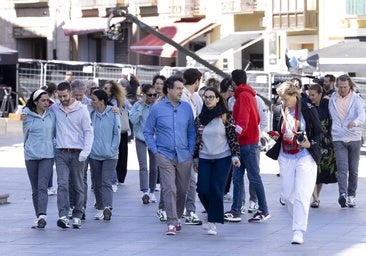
[233,84,260,145]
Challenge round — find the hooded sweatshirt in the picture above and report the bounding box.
[89,105,121,160]
[22,107,56,160]
[50,101,93,155]
[232,84,260,145]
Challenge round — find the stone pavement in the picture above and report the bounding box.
[1,134,366,256]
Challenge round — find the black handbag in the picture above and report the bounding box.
[265,139,281,160]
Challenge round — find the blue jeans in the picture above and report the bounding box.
[135,139,157,192]
[90,158,117,210]
[232,143,269,214]
[333,140,362,197]
[25,158,54,217]
[197,156,231,224]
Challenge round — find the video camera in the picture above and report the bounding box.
[271,79,286,96]
[305,75,324,86]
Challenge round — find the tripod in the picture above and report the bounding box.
[0,87,14,118]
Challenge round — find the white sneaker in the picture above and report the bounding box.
[37,215,47,228]
[103,207,112,221]
[68,208,73,219]
[248,200,258,213]
[142,192,150,204]
[207,222,217,235]
[185,211,202,225]
[291,230,304,244]
[32,218,38,228]
[94,210,104,220]
[149,193,157,203]
[223,193,232,203]
[202,213,209,230]
[112,184,118,193]
[156,209,167,222]
[57,216,70,229]
[72,217,81,229]
[47,187,57,196]
[240,205,246,215]
[32,215,47,229]
[347,196,356,208]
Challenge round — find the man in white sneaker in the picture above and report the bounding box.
[224,69,271,223]
[51,82,93,229]
[329,74,365,208]
[181,68,203,225]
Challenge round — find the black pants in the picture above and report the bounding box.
[116,132,128,183]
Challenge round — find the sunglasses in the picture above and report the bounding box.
[146,93,157,97]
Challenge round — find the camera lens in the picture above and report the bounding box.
[297,133,305,143]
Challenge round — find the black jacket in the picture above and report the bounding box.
[266,99,323,164]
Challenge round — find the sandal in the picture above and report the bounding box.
[310,200,320,208]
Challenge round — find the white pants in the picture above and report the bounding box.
[278,153,317,232]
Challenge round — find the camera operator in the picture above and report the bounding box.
[265,80,323,245]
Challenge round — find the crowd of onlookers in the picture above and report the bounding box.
[22,69,365,245]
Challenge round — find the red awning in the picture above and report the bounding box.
[62,17,125,36]
[130,19,217,58]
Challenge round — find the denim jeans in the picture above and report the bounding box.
[25,158,54,217]
[90,158,117,210]
[333,140,362,197]
[231,143,269,214]
[185,168,198,213]
[197,156,231,224]
[135,139,157,192]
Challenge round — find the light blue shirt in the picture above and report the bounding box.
[22,107,56,160]
[89,106,121,160]
[144,97,196,163]
[129,99,152,141]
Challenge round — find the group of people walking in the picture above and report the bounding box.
[23,69,364,245]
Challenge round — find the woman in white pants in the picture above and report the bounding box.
[266,81,323,244]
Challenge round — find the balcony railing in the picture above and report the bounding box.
[221,0,259,14]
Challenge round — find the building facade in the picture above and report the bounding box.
[1,0,366,74]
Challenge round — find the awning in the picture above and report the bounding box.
[62,17,125,36]
[130,19,218,58]
[307,40,366,72]
[0,45,18,65]
[195,32,263,63]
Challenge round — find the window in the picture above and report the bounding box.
[306,0,316,11]
[281,0,288,12]
[346,0,366,15]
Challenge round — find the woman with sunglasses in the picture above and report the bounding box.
[193,87,241,235]
[129,84,158,204]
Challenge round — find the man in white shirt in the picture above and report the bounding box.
[181,68,203,225]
